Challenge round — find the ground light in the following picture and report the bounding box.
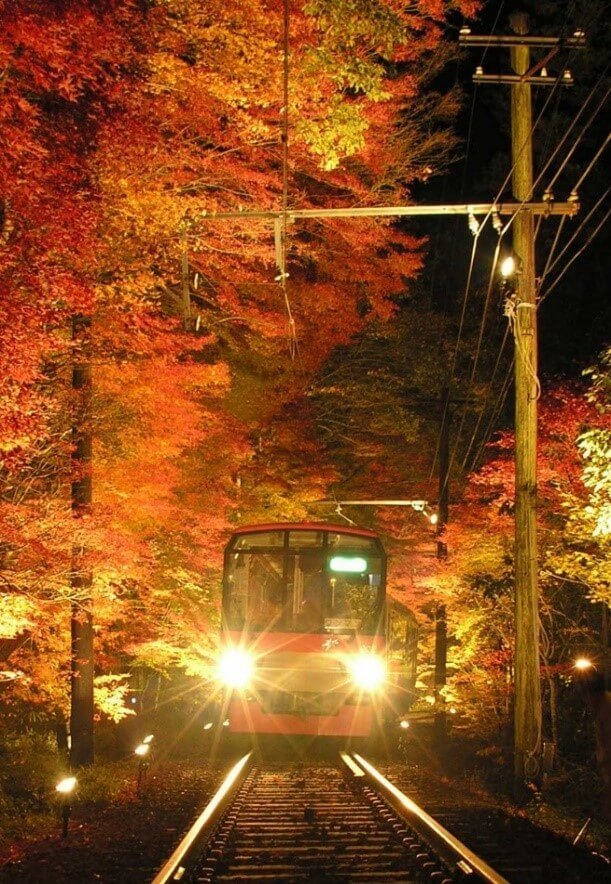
[55,776,77,838]
[135,743,151,794]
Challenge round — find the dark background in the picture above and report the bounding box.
[417,0,609,378]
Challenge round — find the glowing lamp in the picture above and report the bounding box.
[56,776,77,795]
[349,654,386,691]
[399,719,410,729]
[329,556,368,573]
[135,743,150,757]
[500,255,516,278]
[217,648,254,689]
[574,657,593,671]
[203,722,213,731]
[143,734,154,744]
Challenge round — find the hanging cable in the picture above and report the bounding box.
[447,66,608,480]
[428,3,507,484]
[543,77,610,194]
[539,202,611,304]
[540,187,610,291]
[572,131,611,193]
[459,324,512,474]
[538,214,567,291]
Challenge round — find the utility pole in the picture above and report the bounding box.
[460,16,585,794]
[509,10,541,796]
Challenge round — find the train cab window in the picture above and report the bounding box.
[225,551,284,630]
[328,533,377,551]
[288,531,324,548]
[233,531,284,549]
[325,556,382,634]
[291,551,324,630]
[224,528,384,635]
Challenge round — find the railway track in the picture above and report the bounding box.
[152,752,507,883]
[376,759,611,883]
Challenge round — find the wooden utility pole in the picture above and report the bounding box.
[70,314,94,767]
[460,16,584,794]
[509,11,541,793]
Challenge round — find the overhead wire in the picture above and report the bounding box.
[443,76,567,476]
[539,200,611,303]
[539,186,610,293]
[427,0,506,485]
[452,104,609,473]
[446,24,606,483]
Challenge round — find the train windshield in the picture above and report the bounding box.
[224,529,384,635]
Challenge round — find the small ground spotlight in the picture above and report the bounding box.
[134,743,151,794]
[56,776,77,838]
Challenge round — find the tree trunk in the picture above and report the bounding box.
[70,314,94,767]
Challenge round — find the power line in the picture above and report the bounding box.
[446,33,597,484]
[540,201,611,303]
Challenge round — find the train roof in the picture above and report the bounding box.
[228,522,379,538]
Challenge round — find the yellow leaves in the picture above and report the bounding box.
[94,674,136,723]
[0,594,36,639]
[296,100,369,170]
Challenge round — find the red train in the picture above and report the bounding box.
[216,522,394,739]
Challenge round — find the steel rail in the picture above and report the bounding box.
[151,752,252,884]
[352,753,509,884]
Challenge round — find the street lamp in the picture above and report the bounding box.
[500,254,517,278]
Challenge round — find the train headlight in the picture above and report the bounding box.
[216,648,254,689]
[349,654,386,691]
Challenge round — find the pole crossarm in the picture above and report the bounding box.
[473,73,573,87]
[459,33,586,49]
[199,201,578,222]
[317,500,429,508]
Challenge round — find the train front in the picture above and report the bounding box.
[217,524,386,738]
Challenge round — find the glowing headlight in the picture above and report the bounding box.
[349,654,386,691]
[216,648,254,689]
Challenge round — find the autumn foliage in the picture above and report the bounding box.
[0,0,484,727]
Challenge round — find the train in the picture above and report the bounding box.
[215,522,416,741]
